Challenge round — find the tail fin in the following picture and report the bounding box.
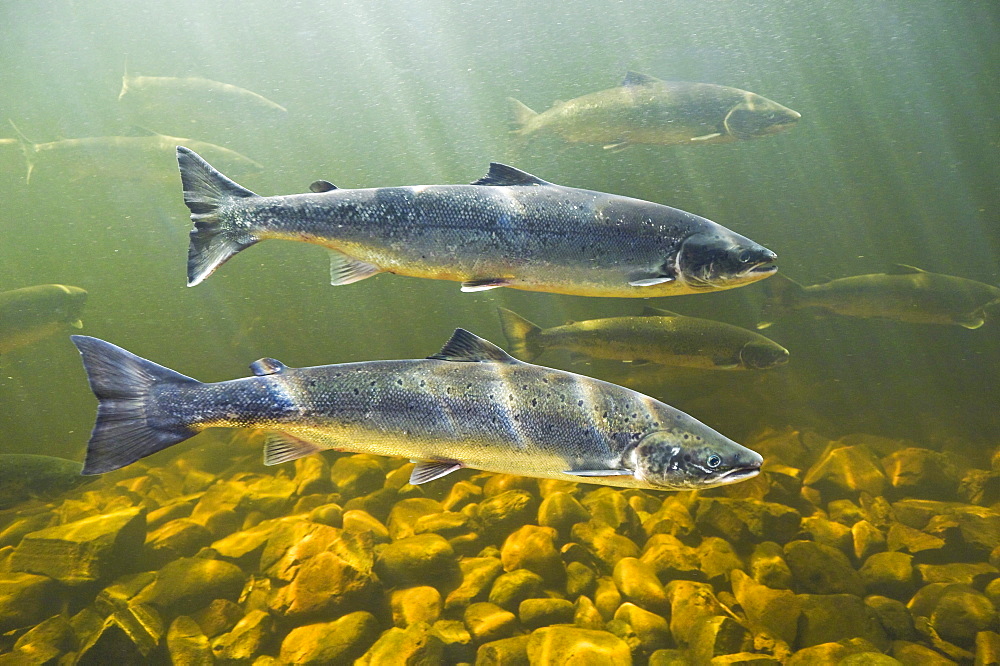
[507,98,538,135]
[177,146,260,287]
[8,120,36,184]
[497,307,544,361]
[71,335,202,474]
[757,273,805,329]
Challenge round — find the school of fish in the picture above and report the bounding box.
[2,66,995,504]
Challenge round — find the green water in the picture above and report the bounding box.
[0,0,998,663]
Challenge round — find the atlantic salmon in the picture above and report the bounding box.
[758,267,1000,329]
[0,285,87,355]
[71,330,762,491]
[178,147,777,297]
[510,71,800,150]
[499,306,789,370]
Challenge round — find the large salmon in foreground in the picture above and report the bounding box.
[177,147,777,297]
[71,329,762,491]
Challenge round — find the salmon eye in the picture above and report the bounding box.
[707,454,722,468]
[738,250,753,263]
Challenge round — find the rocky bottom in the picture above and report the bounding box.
[0,426,998,665]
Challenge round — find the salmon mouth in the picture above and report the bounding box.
[718,463,761,484]
[748,262,778,277]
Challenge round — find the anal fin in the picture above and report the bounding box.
[263,432,327,465]
[409,460,464,485]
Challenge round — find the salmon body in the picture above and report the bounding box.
[71,330,762,491]
[178,147,777,297]
[759,267,1000,329]
[0,284,87,354]
[499,306,789,370]
[510,72,801,150]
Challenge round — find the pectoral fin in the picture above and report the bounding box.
[602,140,630,152]
[410,460,464,484]
[461,278,512,292]
[563,469,634,478]
[330,250,381,286]
[628,276,674,287]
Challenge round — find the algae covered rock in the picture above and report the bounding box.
[355,621,445,665]
[538,491,591,538]
[686,615,749,665]
[797,593,887,649]
[11,507,145,585]
[476,634,530,665]
[488,568,545,612]
[803,445,887,498]
[0,572,59,633]
[859,551,916,599]
[613,602,671,654]
[445,556,504,610]
[572,521,641,572]
[211,609,275,662]
[464,601,517,643]
[526,625,633,665]
[784,540,864,596]
[501,524,564,584]
[730,569,800,645]
[391,586,442,627]
[278,610,379,665]
[374,533,459,590]
[166,615,213,666]
[612,557,669,614]
[134,556,246,615]
[519,598,575,630]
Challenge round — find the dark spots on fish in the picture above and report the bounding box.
[353,388,360,396]
[578,399,584,406]
[531,398,538,407]
[419,380,426,387]
[396,379,404,386]
[683,434,689,440]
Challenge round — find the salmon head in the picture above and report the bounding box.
[629,424,763,490]
[674,229,777,292]
[723,94,801,139]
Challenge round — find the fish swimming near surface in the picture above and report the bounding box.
[499,306,789,370]
[118,68,286,139]
[0,455,90,509]
[71,329,763,491]
[509,71,801,150]
[8,123,261,184]
[758,266,1000,330]
[177,147,777,297]
[0,285,87,355]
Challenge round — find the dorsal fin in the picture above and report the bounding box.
[428,328,518,363]
[250,358,287,376]
[640,306,680,317]
[622,71,661,87]
[471,163,550,187]
[310,180,337,193]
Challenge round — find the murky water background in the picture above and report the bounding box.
[0,1,997,663]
